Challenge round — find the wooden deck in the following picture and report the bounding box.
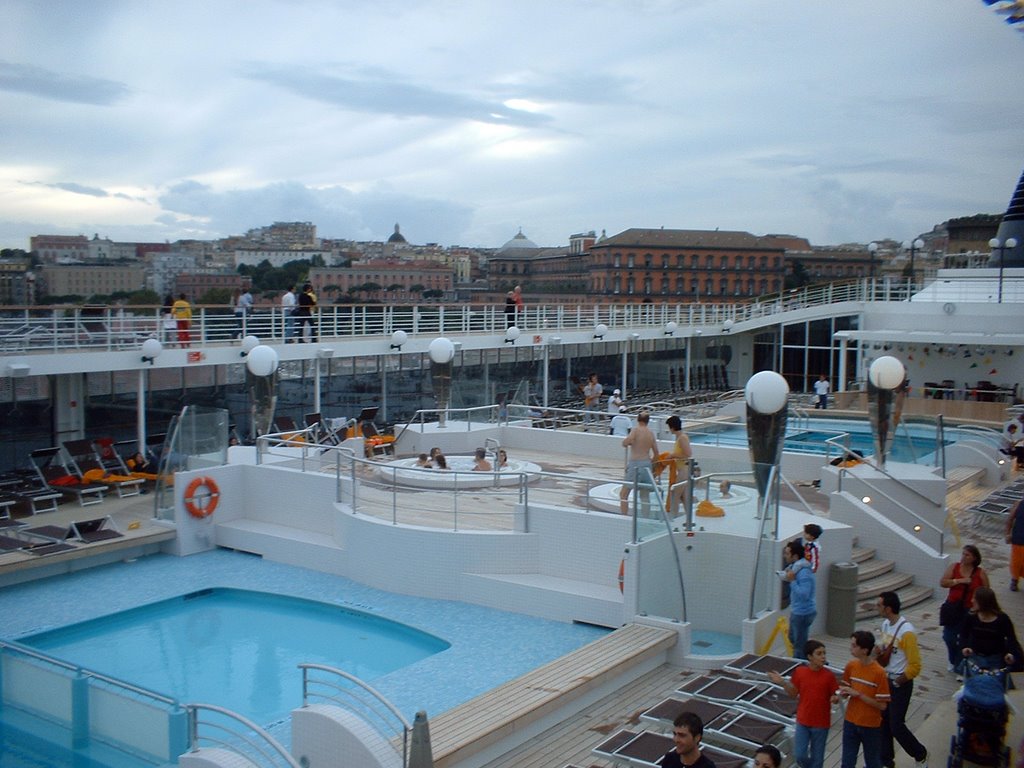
[429,623,677,768]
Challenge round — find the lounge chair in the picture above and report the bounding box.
[71,516,123,543]
[304,412,346,446]
[723,652,802,680]
[672,673,797,724]
[20,523,78,554]
[361,420,395,457]
[640,694,790,755]
[30,447,106,508]
[10,449,66,514]
[63,439,144,499]
[592,728,749,768]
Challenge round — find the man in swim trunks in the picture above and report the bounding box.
[620,410,659,516]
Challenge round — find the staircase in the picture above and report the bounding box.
[851,540,933,621]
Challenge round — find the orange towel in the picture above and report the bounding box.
[696,499,725,517]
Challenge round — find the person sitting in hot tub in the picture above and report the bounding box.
[434,454,448,470]
[472,447,493,471]
[415,453,431,468]
[719,480,733,498]
[497,448,509,468]
[428,446,442,466]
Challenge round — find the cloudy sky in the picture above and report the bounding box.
[0,0,1021,251]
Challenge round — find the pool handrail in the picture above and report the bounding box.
[186,702,301,768]
[299,662,412,767]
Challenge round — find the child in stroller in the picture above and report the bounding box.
[949,659,1011,768]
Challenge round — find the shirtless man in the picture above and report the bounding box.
[620,411,659,516]
[472,447,493,471]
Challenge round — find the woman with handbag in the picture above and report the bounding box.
[939,544,989,672]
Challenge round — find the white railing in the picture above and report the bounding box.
[186,703,301,768]
[7,274,1014,354]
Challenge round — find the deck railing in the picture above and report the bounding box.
[7,274,1013,354]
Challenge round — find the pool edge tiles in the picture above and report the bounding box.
[0,549,609,724]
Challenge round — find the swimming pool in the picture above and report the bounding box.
[0,550,608,758]
[21,588,450,727]
[687,420,964,462]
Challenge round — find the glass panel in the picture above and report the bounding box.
[153,405,229,521]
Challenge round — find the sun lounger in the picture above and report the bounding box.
[304,412,346,446]
[10,450,65,514]
[71,516,122,543]
[724,653,802,680]
[0,534,25,551]
[673,673,797,724]
[593,728,748,768]
[63,439,144,499]
[30,447,106,508]
[640,695,789,755]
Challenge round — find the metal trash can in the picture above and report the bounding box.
[826,561,859,637]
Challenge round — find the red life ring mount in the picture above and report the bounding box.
[184,476,220,519]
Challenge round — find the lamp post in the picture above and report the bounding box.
[867,242,878,283]
[744,370,789,516]
[903,238,924,291]
[867,355,905,469]
[245,344,280,441]
[988,237,1019,304]
[428,337,455,428]
[138,338,163,451]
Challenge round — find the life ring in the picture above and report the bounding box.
[184,476,220,519]
[617,559,625,594]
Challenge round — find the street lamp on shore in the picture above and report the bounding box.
[867,242,879,282]
[989,236,1019,304]
[903,238,924,290]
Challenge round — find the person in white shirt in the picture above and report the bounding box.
[813,374,830,409]
[281,285,297,342]
[607,389,624,414]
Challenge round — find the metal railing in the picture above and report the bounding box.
[186,703,301,768]
[299,663,412,768]
[8,274,1017,354]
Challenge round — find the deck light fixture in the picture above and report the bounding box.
[504,326,521,345]
[745,370,789,516]
[664,321,678,336]
[245,345,279,377]
[390,330,408,350]
[240,335,260,357]
[593,323,608,340]
[868,355,905,469]
[140,338,163,365]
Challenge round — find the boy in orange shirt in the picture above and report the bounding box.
[839,630,890,768]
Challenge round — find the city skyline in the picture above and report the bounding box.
[1,1,1022,252]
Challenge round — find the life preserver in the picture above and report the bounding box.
[617,559,625,594]
[184,476,220,519]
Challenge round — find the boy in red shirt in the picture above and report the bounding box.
[768,639,838,768]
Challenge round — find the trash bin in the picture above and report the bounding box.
[827,561,859,637]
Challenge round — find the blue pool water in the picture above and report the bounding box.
[689,420,954,462]
[0,550,608,729]
[21,587,450,727]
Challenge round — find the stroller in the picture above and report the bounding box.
[947,659,1010,768]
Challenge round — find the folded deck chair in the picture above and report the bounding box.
[71,516,123,543]
[674,673,797,724]
[63,439,143,499]
[593,729,748,768]
[20,523,78,554]
[723,653,802,680]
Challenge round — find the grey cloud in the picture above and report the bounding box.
[51,182,110,197]
[240,64,552,127]
[159,180,474,243]
[0,60,130,105]
[493,72,638,106]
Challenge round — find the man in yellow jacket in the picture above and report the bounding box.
[171,293,192,347]
[875,591,928,768]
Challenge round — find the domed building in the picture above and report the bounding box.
[387,223,407,244]
[498,229,538,253]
